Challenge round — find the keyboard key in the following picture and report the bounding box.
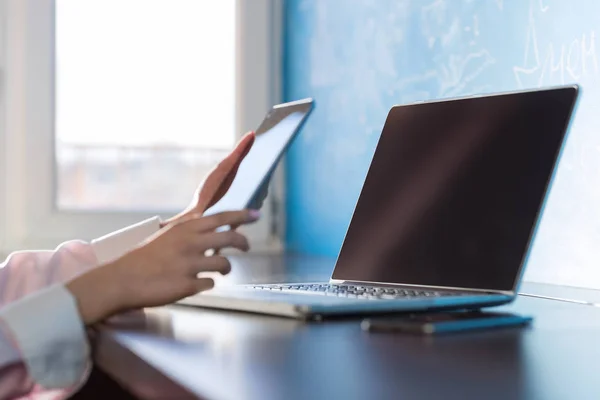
[251,283,463,299]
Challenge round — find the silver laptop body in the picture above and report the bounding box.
[178,85,579,319]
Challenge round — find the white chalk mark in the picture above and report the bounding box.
[582,31,599,75]
[566,39,581,80]
[471,84,493,94]
[442,18,461,47]
[513,1,599,88]
[394,69,438,90]
[513,2,541,88]
[421,0,447,48]
[439,50,496,97]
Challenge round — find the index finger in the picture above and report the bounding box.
[182,209,261,233]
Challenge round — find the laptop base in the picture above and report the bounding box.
[176,285,513,320]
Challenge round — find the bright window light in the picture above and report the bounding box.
[55,0,236,211]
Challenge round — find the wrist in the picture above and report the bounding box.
[66,262,123,325]
[159,213,181,229]
[160,209,200,229]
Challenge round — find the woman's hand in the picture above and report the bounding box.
[162,132,255,227]
[66,209,260,325]
[163,131,271,228]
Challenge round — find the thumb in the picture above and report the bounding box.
[197,132,255,212]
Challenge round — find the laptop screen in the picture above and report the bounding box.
[332,87,578,292]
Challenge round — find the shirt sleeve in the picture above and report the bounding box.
[0,241,98,308]
[0,217,162,308]
[0,216,162,399]
[91,216,161,265]
[0,284,89,399]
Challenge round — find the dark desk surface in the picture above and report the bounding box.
[94,254,600,400]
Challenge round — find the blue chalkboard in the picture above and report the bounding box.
[284,0,600,288]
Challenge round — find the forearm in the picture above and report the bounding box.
[0,217,162,307]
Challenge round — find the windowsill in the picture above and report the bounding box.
[519,281,600,304]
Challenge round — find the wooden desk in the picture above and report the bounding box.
[92,254,600,400]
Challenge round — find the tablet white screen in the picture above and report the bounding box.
[204,99,313,216]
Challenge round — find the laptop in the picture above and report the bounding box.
[178,85,580,319]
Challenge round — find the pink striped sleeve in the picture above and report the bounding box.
[0,316,32,399]
[0,216,162,307]
[0,240,99,308]
[0,216,162,399]
[0,285,89,400]
[0,242,97,399]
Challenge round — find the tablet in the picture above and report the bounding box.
[204,98,314,216]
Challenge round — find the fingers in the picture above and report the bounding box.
[231,131,255,161]
[194,230,250,253]
[195,132,255,212]
[180,277,216,298]
[188,255,231,276]
[216,132,255,172]
[214,132,255,180]
[248,181,269,210]
[211,224,239,256]
[193,278,215,294]
[208,132,255,204]
[181,209,260,233]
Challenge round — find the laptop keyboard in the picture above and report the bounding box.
[251,283,465,300]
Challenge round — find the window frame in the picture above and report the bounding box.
[0,0,284,254]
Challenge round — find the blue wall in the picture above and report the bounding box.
[283,0,600,286]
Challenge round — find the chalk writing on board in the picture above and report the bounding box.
[421,0,447,49]
[399,1,497,99]
[438,50,496,97]
[467,14,480,46]
[286,0,600,289]
[514,0,598,87]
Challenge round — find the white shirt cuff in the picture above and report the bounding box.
[1,284,90,389]
[91,216,161,265]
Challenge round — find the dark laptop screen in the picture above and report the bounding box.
[332,87,578,292]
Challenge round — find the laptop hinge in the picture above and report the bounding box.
[330,279,513,296]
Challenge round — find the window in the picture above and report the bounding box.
[0,0,283,253]
[55,0,235,211]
